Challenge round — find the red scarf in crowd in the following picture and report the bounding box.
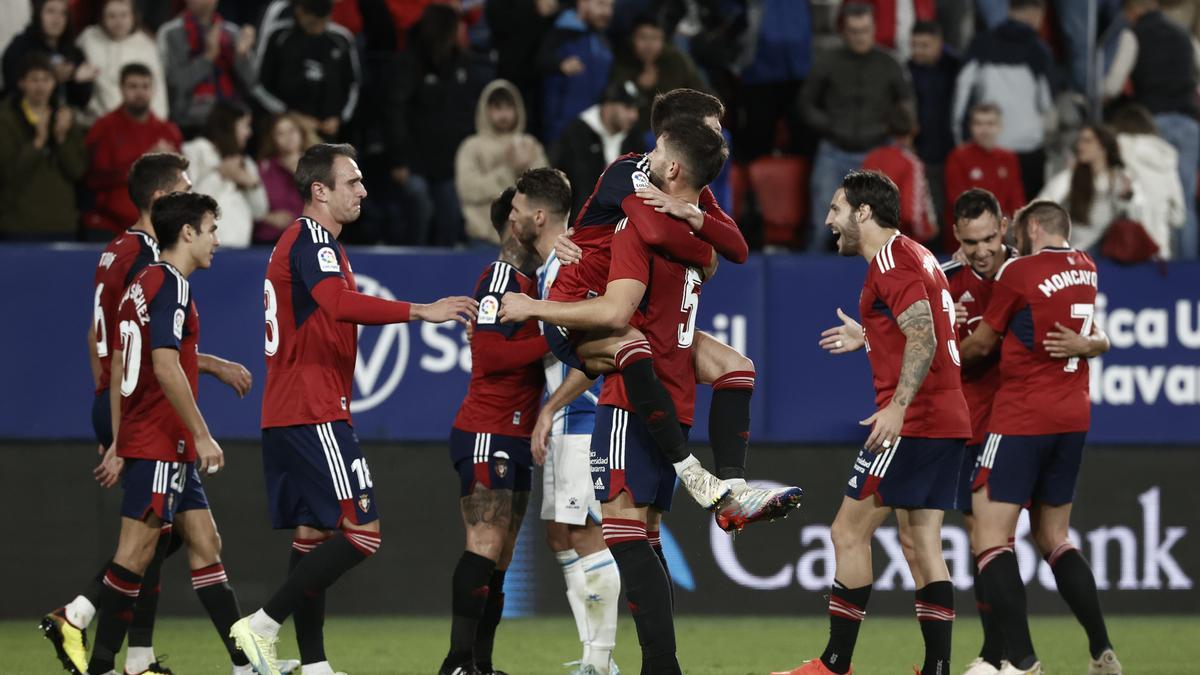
[183,11,236,101]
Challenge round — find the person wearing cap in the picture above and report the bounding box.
[549,80,645,221]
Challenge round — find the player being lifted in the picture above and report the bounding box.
[42,153,256,675]
[515,88,802,530]
[440,171,571,675]
[78,193,260,675]
[506,121,727,674]
[779,171,971,675]
[229,144,477,675]
[959,201,1119,675]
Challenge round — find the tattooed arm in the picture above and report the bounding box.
[860,299,935,452]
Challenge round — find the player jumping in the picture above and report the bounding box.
[959,201,1119,675]
[777,171,971,675]
[229,143,477,675]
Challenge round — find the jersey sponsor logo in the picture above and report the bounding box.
[631,170,650,191]
[959,290,975,304]
[173,308,185,340]
[848,475,858,488]
[593,476,604,489]
[350,274,411,414]
[478,295,499,324]
[317,246,340,273]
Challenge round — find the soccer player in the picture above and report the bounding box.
[82,192,257,675]
[441,170,568,675]
[959,201,1119,675]
[230,143,477,675]
[507,120,728,674]
[520,88,803,530]
[778,171,971,675]
[530,191,620,675]
[42,153,255,675]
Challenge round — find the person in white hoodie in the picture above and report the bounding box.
[1109,102,1185,258]
[182,100,267,247]
[549,79,644,221]
[77,0,168,121]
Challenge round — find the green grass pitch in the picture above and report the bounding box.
[4,615,1197,674]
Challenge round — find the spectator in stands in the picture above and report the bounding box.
[77,0,167,122]
[0,54,86,239]
[182,100,266,247]
[608,14,706,139]
[800,2,913,252]
[908,19,959,224]
[728,0,813,161]
[550,79,643,220]
[0,1,31,91]
[943,102,1026,251]
[1,0,95,109]
[1037,123,1142,252]
[537,0,614,143]
[383,3,491,246]
[83,62,182,238]
[455,80,548,245]
[952,0,1054,201]
[255,111,317,244]
[157,0,257,136]
[253,0,361,140]
[863,0,936,60]
[862,106,938,243]
[1104,0,1199,259]
[486,0,560,138]
[1162,0,1200,38]
[1109,103,1184,257]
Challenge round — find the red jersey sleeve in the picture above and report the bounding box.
[607,222,653,286]
[293,235,346,292]
[873,252,930,319]
[620,193,713,268]
[474,262,525,338]
[983,261,1026,334]
[696,186,749,263]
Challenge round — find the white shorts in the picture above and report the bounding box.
[540,433,601,525]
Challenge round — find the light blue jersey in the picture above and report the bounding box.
[537,256,601,436]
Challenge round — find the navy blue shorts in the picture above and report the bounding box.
[544,321,586,373]
[92,389,112,448]
[449,428,532,496]
[974,432,1087,507]
[845,437,965,510]
[590,405,683,511]
[959,443,982,515]
[262,421,379,530]
[121,459,208,523]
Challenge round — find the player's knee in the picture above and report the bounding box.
[829,517,863,553]
[1032,528,1066,557]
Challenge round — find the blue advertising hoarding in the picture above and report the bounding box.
[1,244,1196,443]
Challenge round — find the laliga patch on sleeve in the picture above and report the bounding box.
[631,170,650,191]
[478,295,500,325]
[173,308,185,340]
[317,246,340,273]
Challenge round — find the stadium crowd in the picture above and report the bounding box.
[0,0,1197,260]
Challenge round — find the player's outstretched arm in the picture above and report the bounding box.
[861,299,936,452]
[410,295,479,325]
[625,189,717,268]
[1045,321,1111,359]
[634,184,749,264]
[819,308,865,354]
[152,347,224,474]
[499,279,644,330]
[198,353,252,398]
[959,321,1001,366]
[311,276,478,326]
[532,368,595,465]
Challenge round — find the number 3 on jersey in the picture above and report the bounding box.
[264,279,279,356]
[940,289,962,366]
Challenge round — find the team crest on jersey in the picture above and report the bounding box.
[478,295,499,325]
[317,246,340,273]
[173,308,185,340]
[358,493,371,512]
[631,170,650,191]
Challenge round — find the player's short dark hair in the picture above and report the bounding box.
[1015,199,1071,238]
[152,192,220,251]
[516,167,572,216]
[841,170,900,229]
[912,20,941,37]
[128,152,189,213]
[659,120,728,189]
[296,143,358,202]
[953,188,1002,226]
[18,52,54,80]
[649,88,724,135]
[1011,0,1046,10]
[296,0,334,17]
[119,62,153,84]
[491,186,516,236]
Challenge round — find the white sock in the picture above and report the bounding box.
[301,662,334,675]
[123,646,155,674]
[580,549,620,674]
[65,594,95,629]
[249,608,282,639]
[671,453,699,476]
[556,549,589,647]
